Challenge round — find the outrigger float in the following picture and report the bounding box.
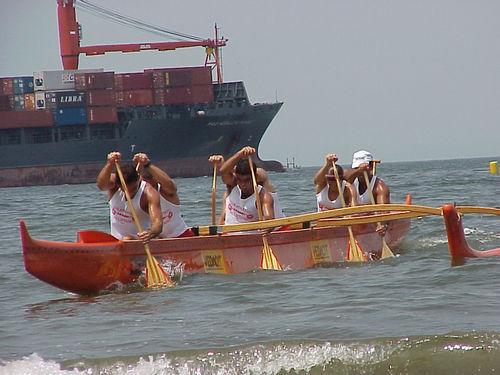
[20,201,499,295]
[442,204,500,266]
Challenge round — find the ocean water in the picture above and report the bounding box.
[0,157,499,374]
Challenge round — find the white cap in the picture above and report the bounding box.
[351,150,373,168]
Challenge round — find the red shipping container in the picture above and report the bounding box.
[75,71,115,90]
[87,106,118,124]
[150,71,169,88]
[116,89,154,106]
[114,72,153,90]
[0,78,14,95]
[153,85,214,105]
[0,109,54,128]
[147,66,212,88]
[153,88,166,105]
[0,95,12,111]
[190,84,214,103]
[190,67,212,85]
[86,89,116,106]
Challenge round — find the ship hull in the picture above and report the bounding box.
[0,102,283,187]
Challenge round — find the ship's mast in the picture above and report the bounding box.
[56,0,226,82]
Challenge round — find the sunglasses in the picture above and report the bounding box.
[325,174,342,181]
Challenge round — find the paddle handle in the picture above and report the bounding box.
[363,171,377,206]
[248,158,264,221]
[211,164,217,225]
[115,162,144,234]
[331,162,347,208]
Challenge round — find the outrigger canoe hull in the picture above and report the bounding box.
[21,217,410,295]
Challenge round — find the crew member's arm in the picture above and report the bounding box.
[209,154,227,189]
[96,151,121,199]
[374,179,390,204]
[260,189,275,221]
[138,185,163,243]
[218,190,228,225]
[374,179,390,236]
[219,146,255,186]
[256,168,276,193]
[313,154,338,193]
[343,162,370,183]
[134,153,179,204]
[344,182,358,207]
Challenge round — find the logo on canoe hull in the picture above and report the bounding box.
[310,240,332,264]
[201,250,228,274]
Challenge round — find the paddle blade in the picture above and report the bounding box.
[260,243,283,271]
[347,238,367,262]
[145,252,176,288]
[380,239,395,259]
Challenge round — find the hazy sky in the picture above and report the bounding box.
[1,1,498,167]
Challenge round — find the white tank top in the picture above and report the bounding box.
[353,176,377,205]
[270,191,285,219]
[316,181,346,211]
[158,192,188,238]
[109,180,150,239]
[225,185,261,225]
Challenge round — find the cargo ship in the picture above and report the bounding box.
[0,0,283,188]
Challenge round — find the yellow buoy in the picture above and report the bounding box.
[489,161,499,174]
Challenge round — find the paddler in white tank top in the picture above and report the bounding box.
[209,152,287,226]
[96,151,163,243]
[344,150,391,236]
[217,146,275,232]
[134,153,194,238]
[314,153,357,211]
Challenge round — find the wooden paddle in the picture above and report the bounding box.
[115,162,175,288]
[211,164,217,225]
[248,158,283,270]
[363,170,395,259]
[331,162,367,262]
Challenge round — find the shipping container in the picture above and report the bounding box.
[0,95,12,111]
[33,69,103,91]
[13,77,35,94]
[24,93,36,110]
[87,106,118,124]
[147,66,212,88]
[114,72,153,90]
[116,89,154,106]
[153,84,214,105]
[75,71,115,90]
[35,92,46,109]
[86,89,116,106]
[52,107,87,126]
[0,109,54,128]
[190,67,213,85]
[13,95,25,111]
[44,90,86,109]
[0,78,14,95]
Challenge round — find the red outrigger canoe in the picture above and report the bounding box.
[442,204,500,266]
[21,203,422,295]
[21,202,499,295]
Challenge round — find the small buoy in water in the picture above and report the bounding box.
[489,161,498,174]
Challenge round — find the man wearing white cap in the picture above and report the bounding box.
[344,150,390,236]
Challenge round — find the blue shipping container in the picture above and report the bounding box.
[52,107,87,126]
[13,77,35,94]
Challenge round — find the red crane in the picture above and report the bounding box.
[57,0,226,82]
